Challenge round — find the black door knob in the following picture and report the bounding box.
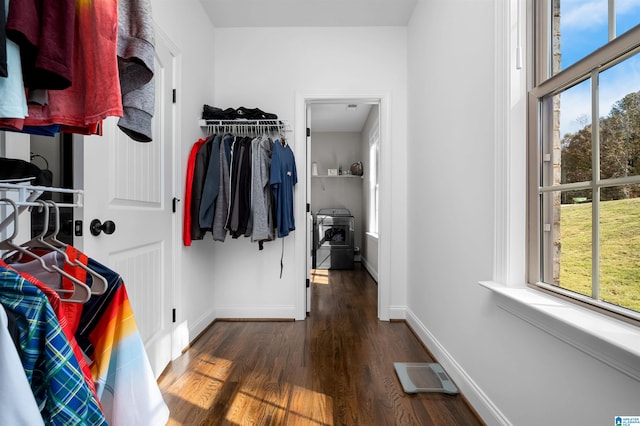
[90,219,116,236]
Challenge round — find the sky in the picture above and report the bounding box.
[559,0,640,136]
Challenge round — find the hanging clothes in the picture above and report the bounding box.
[15,0,122,135]
[0,264,107,425]
[186,109,294,248]
[0,0,27,120]
[117,0,155,142]
[183,137,208,246]
[5,0,75,90]
[0,182,169,425]
[73,256,170,426]
[3,247,170,425]
[0,0,6,78]
[7,253,99,405]
[191,135,213,241]
[227,136,253,238]
[199,134,222,230]
[251,135,275,246]
[0,303,44,425]
[270,139,297,238]
[211,133,233,242]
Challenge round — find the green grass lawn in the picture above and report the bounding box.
[560,197,640,313]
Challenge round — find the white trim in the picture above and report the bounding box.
[479,281,640,382]
[214,306,298,319]
[365,231,379,239]
[295,91,392,322]
[494,0,527,288]
[405,307,512,426]
[388,305,406,320]
[361,256,378,282]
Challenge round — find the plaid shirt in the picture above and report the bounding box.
[0,266,107,425]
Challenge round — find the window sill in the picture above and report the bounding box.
[479,281,640,381]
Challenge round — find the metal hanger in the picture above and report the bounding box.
[0,198,91,303]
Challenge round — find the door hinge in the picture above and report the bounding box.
[306,203,310,213]
[172,89,177,104]
[172,197,180,213]
[74,220,83,237]
[306,127,310,137]
[172,308,176,323]
[306,278,310,288]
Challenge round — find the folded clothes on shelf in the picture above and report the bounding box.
[202,105,278,120]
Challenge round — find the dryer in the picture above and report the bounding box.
[314,208,355,270]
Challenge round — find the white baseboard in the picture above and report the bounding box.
[405,308,511,426]
[388,305,406,320]
[214,306,297,320]
[361,257,378,282]
[189,308,218,341]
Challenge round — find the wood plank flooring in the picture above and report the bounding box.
[158,264,484,425]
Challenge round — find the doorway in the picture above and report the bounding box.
[299,95,387,319]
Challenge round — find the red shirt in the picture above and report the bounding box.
[183,138,208,246]
[6,0,75,89]
[22,0,122,129]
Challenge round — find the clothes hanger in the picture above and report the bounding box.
[0,198,58,273]
[0,198,91,303]
[42,200,108,295]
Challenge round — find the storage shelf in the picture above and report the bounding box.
[312,175,363,179]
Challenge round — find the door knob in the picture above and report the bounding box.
[90,219,116,236]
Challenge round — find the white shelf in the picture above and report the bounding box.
[312,175,363,179]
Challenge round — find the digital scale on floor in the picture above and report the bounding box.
[393,362,459,395]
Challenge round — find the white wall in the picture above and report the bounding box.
[310,132,364,252]
[150,0,218,341]
[407,1,640,425]
[211,27,408,320]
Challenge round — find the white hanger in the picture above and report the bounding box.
[0,198,91,303]
[42,200,108,295]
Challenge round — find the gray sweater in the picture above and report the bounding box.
[251,136,275,243]
[117,0,155,142]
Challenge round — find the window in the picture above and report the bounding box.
[368,119,379,235]
[529,1,640,322]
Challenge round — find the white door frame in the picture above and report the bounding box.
[294,91,391,321]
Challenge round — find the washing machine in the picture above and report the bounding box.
[314,208,354,270]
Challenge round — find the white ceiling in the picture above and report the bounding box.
[200,0,418,28]
[200,0,412,132]
[310,103,373,133]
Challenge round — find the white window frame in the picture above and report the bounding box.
[480,0,640,383]
[368,119,380,236]
[529,1,640,324]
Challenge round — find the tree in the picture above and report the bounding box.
[561,90,640,202]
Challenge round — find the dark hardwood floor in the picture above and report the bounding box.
[158,264,484,425]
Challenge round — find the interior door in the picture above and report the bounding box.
[75,34,176,378]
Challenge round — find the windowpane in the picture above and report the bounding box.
[599,53,640,182]
[616,4,640,37]
[542,190,593,298]
[556,0,609,72]
[550,79,593,186]
[599,184,640,312]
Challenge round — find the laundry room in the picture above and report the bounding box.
[309,102,379,279]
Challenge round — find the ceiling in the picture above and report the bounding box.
[200,0,412,132]
[200,0,418,28]
[310,103,373,133]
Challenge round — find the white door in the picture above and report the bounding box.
[75,34,177,378]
